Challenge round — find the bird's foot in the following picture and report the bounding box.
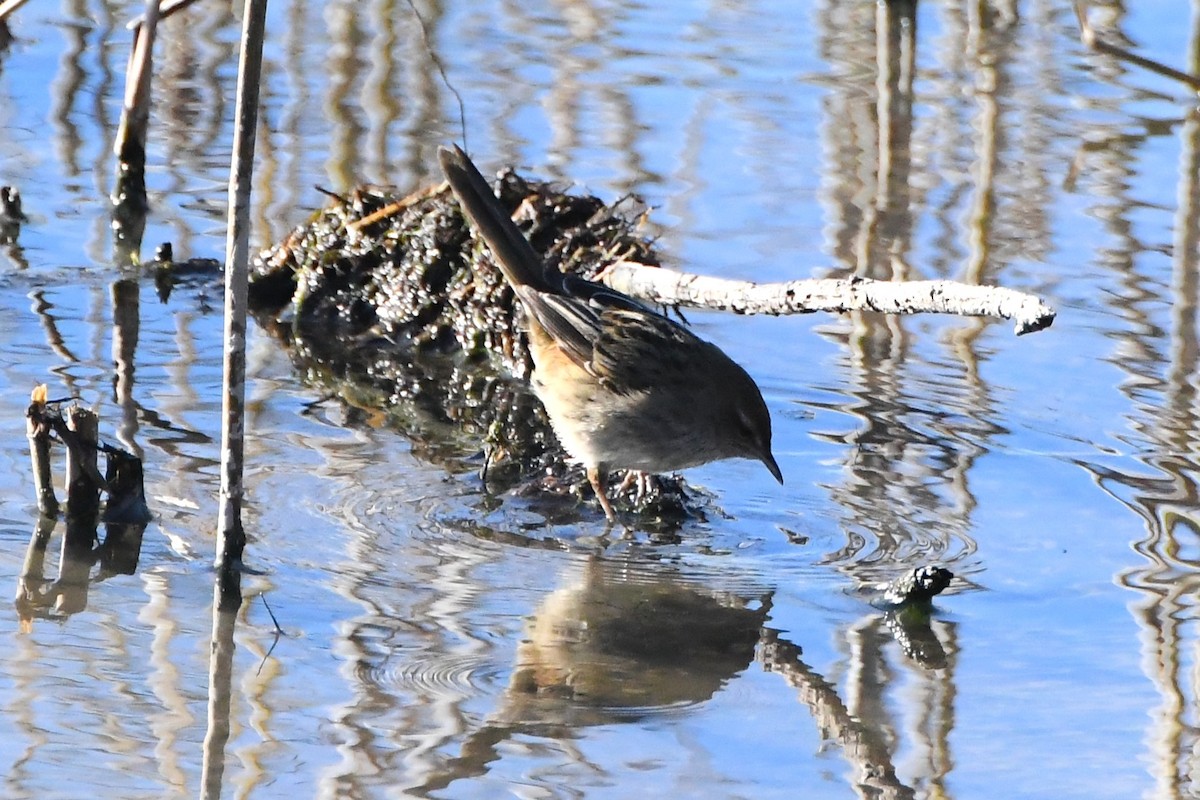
[615,470,661,508]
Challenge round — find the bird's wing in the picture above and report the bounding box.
[560,273,658,315]
[589,308,697,395]
[521,277,684,382]
[517,286,600,370]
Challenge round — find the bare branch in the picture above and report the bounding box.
[601,261,1056,336]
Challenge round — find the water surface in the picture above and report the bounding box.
[1,2,1197,798]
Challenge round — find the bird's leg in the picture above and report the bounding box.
[586,466,618,523]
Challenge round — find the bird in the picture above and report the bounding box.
[438,144,782,522]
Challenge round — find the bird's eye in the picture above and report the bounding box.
[736,412,754,437]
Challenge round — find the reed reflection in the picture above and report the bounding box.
[810,0,1027,585]
[50,0,90,181]
[1074,16,1200,793]
[42,2,247,263]
[1039,4,1200,795]
[324,4,369,191]
[48,0,121,265]
[200,570,243,800]
[760,623,955,800]
[15,510,148,626]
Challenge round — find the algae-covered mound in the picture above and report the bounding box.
[249,167,691,525]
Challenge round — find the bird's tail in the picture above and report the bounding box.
[438,144,551,292]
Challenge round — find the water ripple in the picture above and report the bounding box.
[359,649,502,699]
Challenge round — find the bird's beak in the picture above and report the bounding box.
[761,451,783,484]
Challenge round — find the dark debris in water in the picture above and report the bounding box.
[871,565,954,670]
[148,243,224,303]
[880,565,953,608]
[248,168,705,524]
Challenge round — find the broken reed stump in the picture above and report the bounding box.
[18,388,151,622]
[111,0,163,261]
[26,385,58,515]
[26,389,151,524]
[65,405,101,523]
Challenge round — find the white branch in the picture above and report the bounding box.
[601,261,1055,336]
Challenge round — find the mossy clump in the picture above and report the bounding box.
[250,168,694,525]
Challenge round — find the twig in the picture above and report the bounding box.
[255,593,284,676]
[313,185,349,203]
[601,261,1056,336]
[260,592,283,634]
[404,0,468,151]
[1074,0,1200,92]
[345,181,447,238]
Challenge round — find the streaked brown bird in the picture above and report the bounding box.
[438,144,782,522]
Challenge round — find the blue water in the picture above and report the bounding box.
[1,2,1198,798]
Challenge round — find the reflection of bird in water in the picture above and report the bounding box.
[508,562,770,713]
[413,558,771,793]
[438,145,782,522]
